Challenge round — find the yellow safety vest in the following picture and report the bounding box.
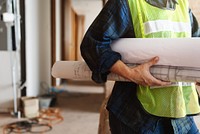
[128,0,200,118]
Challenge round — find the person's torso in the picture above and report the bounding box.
[127,0,200,118]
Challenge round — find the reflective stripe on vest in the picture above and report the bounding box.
[144,20,191,35]
[128,0,200,118]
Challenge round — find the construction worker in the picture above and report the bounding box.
[80,0,200,133]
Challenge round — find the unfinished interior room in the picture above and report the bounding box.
[0,0,200,134]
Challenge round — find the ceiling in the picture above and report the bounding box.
[71,0,103,15]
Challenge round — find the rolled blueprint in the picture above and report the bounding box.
[52,38,200,82]
[52,61,128,81]
[52,61,200,82]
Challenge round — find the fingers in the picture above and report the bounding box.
[130,56,171,86]
[149,77,171,86]
[141,76,171,86]
[140,80,171,86]
[146,56,159,67]
[140,56,169,86]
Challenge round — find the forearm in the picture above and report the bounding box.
[110,60,133,81]
[110,57,171,86]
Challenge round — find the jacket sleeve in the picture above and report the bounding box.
[80,0,134,83]
[189,9,200,37]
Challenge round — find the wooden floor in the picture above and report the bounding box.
[0,81,200,134]
[0,81,105,134]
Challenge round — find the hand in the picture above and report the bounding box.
[128,56,171,86]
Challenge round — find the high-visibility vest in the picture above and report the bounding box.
[128,0,200,118]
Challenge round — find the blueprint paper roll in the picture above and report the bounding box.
[110,38,200,68]
[149,65,200,82]
[52,61,200,82]
[52,38,200,82]
[51,61,129,81]
[52,61,93,80]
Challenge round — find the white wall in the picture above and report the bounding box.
[72,0,103,32]
[25,0,51,96]
[25,0,102,96]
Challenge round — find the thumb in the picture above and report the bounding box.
[147,56,159,67]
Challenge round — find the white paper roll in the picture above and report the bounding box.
[52,38,200,82]
[111,38,200,67]
[52,61,200,82]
